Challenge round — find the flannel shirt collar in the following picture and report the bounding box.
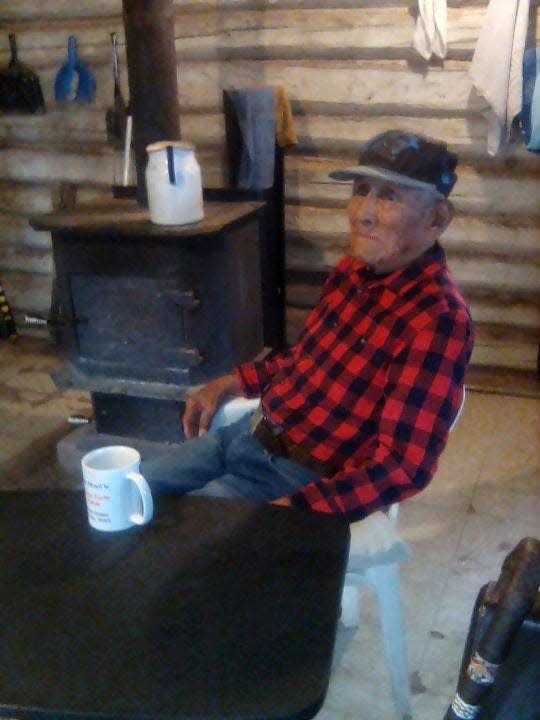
[351,242,445,291]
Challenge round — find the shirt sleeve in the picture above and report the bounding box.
[235,346,297,398]
[288,309,473,521]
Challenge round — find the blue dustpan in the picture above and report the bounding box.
[54,36,96,103]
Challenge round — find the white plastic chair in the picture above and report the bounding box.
[341,386,466,720]
[209,389,466,720]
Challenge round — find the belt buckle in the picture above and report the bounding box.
[250,404,282,437]
[250,403,265,435]
[250,405,284,457]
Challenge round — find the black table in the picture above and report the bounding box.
[0,490,350,720]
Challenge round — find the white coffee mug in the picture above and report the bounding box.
[82,446,153,532]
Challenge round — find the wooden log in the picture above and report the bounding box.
[4,107,531,170]
[468,298,540,330]
[9,5,540,65]
[0,271,52,315]
[285,239,540,283]
[0,107,110,145]
[180,0,493,8]
[0,244,53,274]
[8,105,525,173]
[171,6,540,59]
[0,220,51,250]
[176,59,488,114]
[0,1,496,23]
[287,113,540,165]
[285,206,540,260]
[0,180,113,209]
[10,138,539,223]
[0,181,54,215]
[471,325,539,371]
[284,217,540,274]
[0,1,121,22]
[0,143,226,188]
[447,256,540,293]
[0,146,115,186]
[0,107,220,147]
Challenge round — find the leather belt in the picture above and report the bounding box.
[250,404,338,477]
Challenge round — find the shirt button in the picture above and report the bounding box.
[360,338,366,345]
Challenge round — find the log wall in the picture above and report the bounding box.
[0,0,539,382]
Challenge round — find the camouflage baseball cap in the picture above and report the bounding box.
[329,130,458,198]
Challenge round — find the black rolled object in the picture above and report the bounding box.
[444,537,540,719]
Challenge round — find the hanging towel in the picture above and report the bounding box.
[469,0,530,155]
[522,46,540,152]
[413,0,448,61]
[223,87,276,190]
[273,86,297,148]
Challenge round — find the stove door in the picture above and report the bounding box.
[70,274,201,382]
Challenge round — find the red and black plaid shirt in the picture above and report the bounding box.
[236,243,474,521]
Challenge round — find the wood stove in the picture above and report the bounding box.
[28,0,285,469]
[30,200,266,444]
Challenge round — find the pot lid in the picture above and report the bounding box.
[146,140,195,153]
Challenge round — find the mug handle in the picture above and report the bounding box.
[125,471,154,525]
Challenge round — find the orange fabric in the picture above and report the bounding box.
[273,86,297,147]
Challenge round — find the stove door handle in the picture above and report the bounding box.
[26,313,84,328]
[172,347,204,367]
[160,289,200,310]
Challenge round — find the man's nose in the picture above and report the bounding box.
[356,192,378,225]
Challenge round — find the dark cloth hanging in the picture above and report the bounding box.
[223,87,276,191]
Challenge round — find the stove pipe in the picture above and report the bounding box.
[122,0,181,205]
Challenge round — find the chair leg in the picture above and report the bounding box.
[340,583,360,628]
[366,563,412,720]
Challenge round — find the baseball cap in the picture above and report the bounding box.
[329,130,458,198]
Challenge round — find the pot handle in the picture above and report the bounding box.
[166,145,176,184]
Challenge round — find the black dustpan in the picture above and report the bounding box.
[0,34,46,114]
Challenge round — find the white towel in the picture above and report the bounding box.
[413,0,447,61]
[469,0,530,154]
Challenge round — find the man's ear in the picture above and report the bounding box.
[429,199,453,238]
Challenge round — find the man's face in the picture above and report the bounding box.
[347,176,439,273]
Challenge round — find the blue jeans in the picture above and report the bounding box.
[142,414,320,501]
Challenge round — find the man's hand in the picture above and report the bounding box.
[182,373,242,439]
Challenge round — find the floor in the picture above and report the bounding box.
[1,336,539,720]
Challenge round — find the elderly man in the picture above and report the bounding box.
[145,130,474,522]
